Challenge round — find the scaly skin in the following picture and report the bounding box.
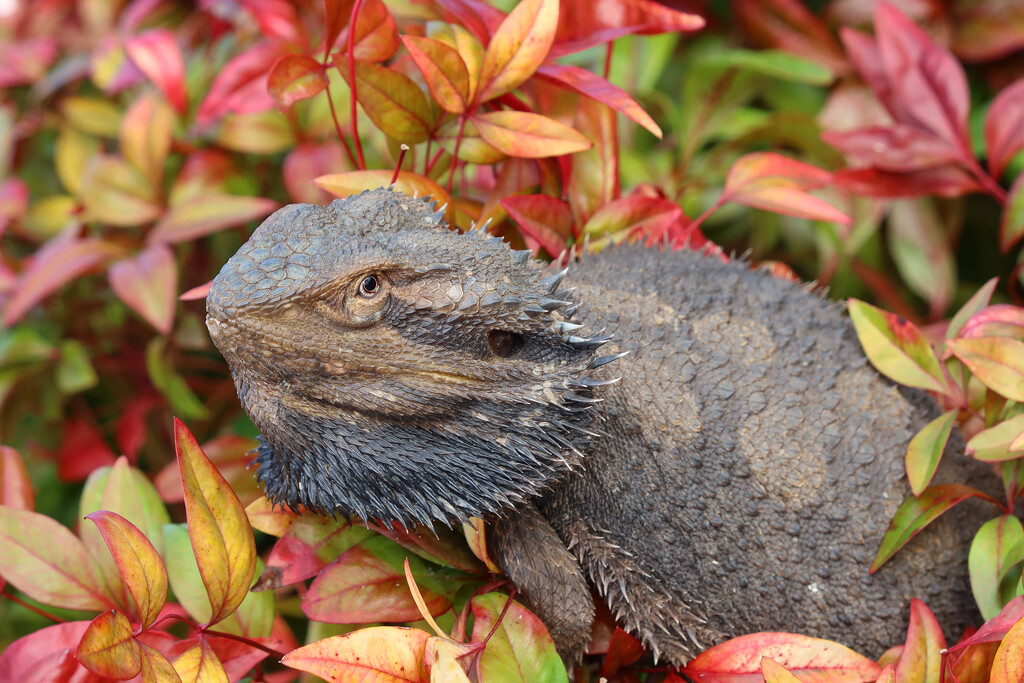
[207,189,995,665]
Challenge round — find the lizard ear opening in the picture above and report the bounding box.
[487,329,525,358]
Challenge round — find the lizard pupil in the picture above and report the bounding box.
[487,329,524,358]
[359,275,380,297]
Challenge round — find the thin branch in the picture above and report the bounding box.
[446,115,468,194]
[203,628,290,660]
[325,85,358,169]
[347,0,368,170]
[1,589,67,623]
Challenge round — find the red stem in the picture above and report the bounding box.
[962,155,1008,206]
[325,84,358,169]
[687,197,725,233]
[447,115,469,194]
[426,147,446,175]
[603,42,613,80]
[347,0,368,170]
[479,587,518,647]
[2,589,68,623]
[203,628,290,660]
[392,144,409,185]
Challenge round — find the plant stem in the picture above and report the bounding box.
[447,116,468,194]
[203,628,290,660]
[325,85,358,169]
[347,0,368,170]
[687,198,724,233]
[963,156,1008,206]
[1,589,67,623]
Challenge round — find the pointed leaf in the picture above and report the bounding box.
[948,337,1024,402]
[79,457,172,556]
[905,410,957,496]
[582,195,683,245]
[955,305,1024,341]
[477,0,558,102]
[76,609,143,679]
[761,657,802,683]
[267,54,328,110]
[894,599,945,683]
[0,621,92,683]
[822,125,961,173]
[324,0,357,54]
[163,523,213,623]
[140,642,181,683]
[985,78,1024,179]
[847,299,948,394]
[120,92,174,194]
[3,235,122,326]
[871,485,999,572]
[970,516,1024,621]
[80,154,163,226]
[470,593,566,683]
[1002,172,1024,253]
[947,278,1000,339]
[125,29,187,114]
[174,418,257,627]
[339,60,434,144]
[600,628,644,679]
[473,111,591,158]
[427,637,473,682]
[966,413,1024,463]
[991,612,1024,683]
[149,194,279,244]
[435,117,506,164]
[554,0,703,42]
[948,596,1024,653]
[86,511,169,629]
[245,496,298,538]
[256,515,373,590]
[336,0,400,62]
[173,639,229,683]
[536,64,661,138]
[196,44,284,126]
[402,35,470,114]
[722,153,849,224]
[0,506,117,610]
[501,194,573,258]
[834,166,983,199]
[463,518,502,573]
[0,446,34,510]
[683,632,881,682]
[108,242,177,335]
[282,627,430,681]
[314,170,454,226]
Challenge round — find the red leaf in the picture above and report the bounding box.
[257,516,373,590]
[732,0,846,75]
[0,37,58,88]
[555,0,704,43]
[0,621,92,683]
[115,396,158,462]
[267,54,328,110]
[834,166,982,199]
[840,28,900,121]
[958,304,1024,341]
[501,194,574,258]
[536,64,661,138]
[196,43,286,126]
[324,0,357,56]
[822,125,961,173]
[0,178,29,240]
[77,609,143,679]
[477,0,559,102]
[682,632,882,682]
[582,194,683,246]
[125,29,187,114]
[722,153,850,224]
[3,235,122,327]
[57,418,118,483]
[601,628,644,678]
[985,79,1024,180]
[1001,168,1024,252]
[179,281,212,302]
[437,0,506,42]
[237,0,303,43]
[894,599,946,683]
[334,0,400,62]
[473,110,592,158]
[874,2,970,150]
[402,35,471,114]
[108,243,178,335]
[948,596,1024,653]
[871,485,1000,572]
[1,446,35,511]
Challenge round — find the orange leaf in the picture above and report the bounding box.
[537,64,662,138]
[473,110,591,158]
[463,518,502,574]
[267,54,328,110]
[149,194,279,245]
[108,243,178,335]
[336,0,400,62]
[173,638,229,683]
[436,117,506,164]
[120,92,175,190]
[139,642,182,683]
[0,446,34,510]
[947,337,1024,402]
[402,35,471,113]
[339,59,435,143]
[990,613,1024,683]
[0,506,118,611]
[174,418,257,627]
[314,170,454,226]
[477,0,558,102]
[125,29,187,114]
[76,609,143,679]
[86,511,169,629]
[245,496,298,538]
[894,599,945,683]
[722,152,850,224]
[282,626,431,682]
[761,657,802,683]
[682,632,881,682]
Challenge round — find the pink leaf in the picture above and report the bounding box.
[0,621,93,683]
[125,29,187,114]
[536,64,661,138]
[149,195,279,244]
[108,243,178,335]
[986,79,1024,179]
[722,153,850,224]
[822,125,961,172]
[834,166,983,199]
[501,194,574,258]
[196,43,286,126]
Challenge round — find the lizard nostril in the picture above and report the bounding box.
[487,330,525,359]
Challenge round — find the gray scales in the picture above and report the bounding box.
[206,188,995,665]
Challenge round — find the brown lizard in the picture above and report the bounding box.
[206,188,994,664]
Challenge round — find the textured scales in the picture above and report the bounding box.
[207,188,994,665]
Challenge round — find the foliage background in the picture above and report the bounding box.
[1,0,1024,680]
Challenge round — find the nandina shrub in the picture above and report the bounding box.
[1,0,1024,681]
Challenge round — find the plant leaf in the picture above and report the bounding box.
[502,194,573,257]
[991,611,1024,683]
[948,596,1024,653]
[846,299,948,393]
[173,639,229,683]
[966,413,1024,463]
[174,418,257,627]
[108,243,178,335]
[871,485,999,572]
[761,657,802,683]
[894,599,945,683]
[120,92,175,191]
[948,337,1024,402]
[822,125,961,173]
[683,632,881,682]
[0,446,34,510]
[335,0,400,62]
[196,43,284,126]
[80,154,163,226]
[473,111,591,158]
[1001,172,1024,253]
[267,54,328,110]
[339,60,434,144]
[471,593,566,683]
[985,78,1024,179]
[149,194,279,245]
[905,410,957,496]
[76,609,143,679]
[139,642,182,683]
[0,506,117,610]
[947,278,1000,339]
[536,64,661,138]
[477,0,558,102]
[255,515,373,590]
[582,194,683,246]
[324,0,357,55]
[834,166,982,199]
[314,170,454,226]
[86,511,169,629]
[0,621,92,682]
[281,626,431,682]
[402,35,470,114]
[970,516,1024,621]
[722,153,849,224]
[125,28,187,113]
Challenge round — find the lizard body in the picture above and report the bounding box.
[206,189,992,664]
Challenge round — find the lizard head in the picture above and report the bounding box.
[206,188,619,527]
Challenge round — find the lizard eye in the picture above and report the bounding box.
[359,274,381,298]
[488,329,525,358]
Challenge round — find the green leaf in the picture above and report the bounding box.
[162,523,211,623]
[848,299,948,394]
[947,277,1000,339]
[340,60,435,144]
[700,49,835,85]
[967,413,1024,462]
[970,516,1024,620]
[871,485,999,572]
[471,592,567,683]
[56,339,98,394]
[145,337,210,419]
[905,410,957,496]
[948,337,1024,402]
